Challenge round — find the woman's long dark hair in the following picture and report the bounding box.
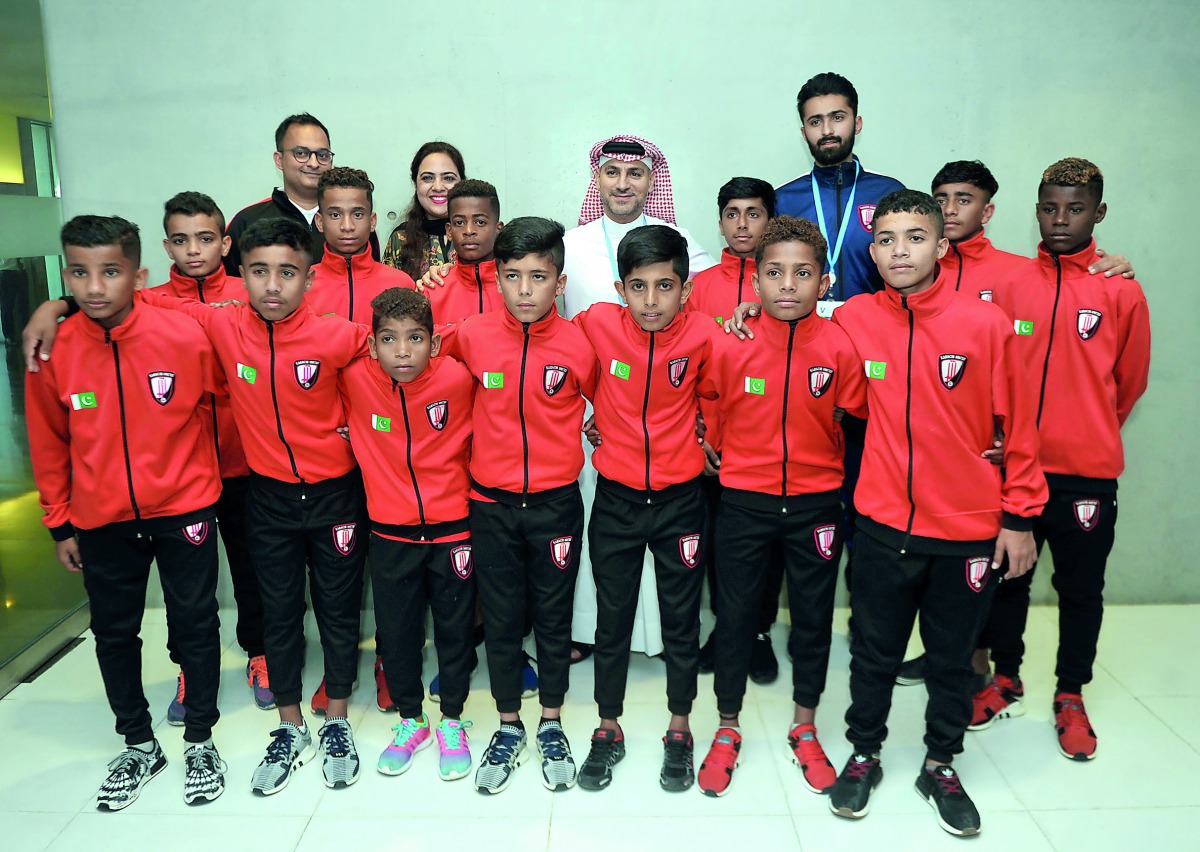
[393,141,466,278]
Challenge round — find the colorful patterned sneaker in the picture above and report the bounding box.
[697,727,742,797]
[310,678,329,717]
[96,741,167,811]
[829,753,883,819]
[435,718,473,781]
[787,723,836,793]
[377,714,432,776]
[968,674,1026,731]
[251,723,315,796]
[474,724,527,794]
[915,764,981,836]
[577,727,625,791]
[660,729,695,792]
[183,742,228,805]
[319,716,361,788]
[375,656,397,713]
[1054,692,1098,761]
[166,672,186,726]
[520,653,539,698]
[895,654,926,686]
[246,655,275,711]
[536,719,577,791]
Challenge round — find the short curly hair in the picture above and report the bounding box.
[318,166,374,206]
[1040,157,1103,202]
[370,287,432,335]
[755,215,828,270]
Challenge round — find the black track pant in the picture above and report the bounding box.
[79,520,221,744]
[471,486,583,714]
[590,479,705,719]
[845,529,999,763]
[246,474,368,709]
[978,489,1117,694]
[713,497,842,715]
[369,533,477,718]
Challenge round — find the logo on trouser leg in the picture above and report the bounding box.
[332,523,357,555]
[183,521,209,545]
[1074,499,1100,531]
[550,536,573,569]
[450,544,473,579]
[679,534,700,567]
[814,524,837,560]
[966,556,991,592]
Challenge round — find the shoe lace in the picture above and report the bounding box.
[793,733,829,765]
[321,721,352,756]
[1057,696,1089,730]
[487,729,522,764]
[391,717,426,747]
[846,755,877,779]
[248,656,270,688]
[663,735,690,764]
[107,747,151,775]
[588,734,618,761]
[264,728,297,764]
[437,719,471,750]
[186,746,218,774]
[707,734,738,769]
[173,674,186,703]
[538,724,569,759]
[932,768,964,795]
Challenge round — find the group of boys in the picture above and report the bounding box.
[22,77,1148,841]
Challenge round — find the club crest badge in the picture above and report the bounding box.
[450,544,473,579]
[544,364,568,397]
[679,534,700,568]
[1077,309,1102,340]
[183,521,209,545]
[550,536,573,569]
[809,366,834,398]
[1074,499,1100,531]
[939,354,967,390]
[979,289,994,302]
[668,357,689,388]
[148,371,176,405]
[332,523,357,555]
[814,524,837,560]
[858,204,877,232]
[426,400,448,431]
[966,556,991,593]
[295,359,321,389]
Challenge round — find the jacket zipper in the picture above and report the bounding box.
[267,323,303,487]
[195,277,222,465]
[834,166,844,301]
[641,332,656,500]
[1035,257,1063,427]
[344,257,355,321]
[736,258,746,305]
[475,265,484,314]
[780,320,797,512]
[900,295,916,552]
[519,323,531,506]
[395,381,427,538]
[108,332,141,521]
[952,245,964,291]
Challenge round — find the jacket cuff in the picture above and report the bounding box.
[50,522,76,542]
[1001,512,1035,532]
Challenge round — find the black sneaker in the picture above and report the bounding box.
[915,764,981,837]
[829,753,883,819]
[577,727,625,791]
[697,634,716,675]
[895,654,926,686]
[748,633,779,685]
[660,729,694,792]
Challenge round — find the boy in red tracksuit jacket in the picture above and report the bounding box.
[443,217,599,795]
[338,288,478,782]
[25,216,227,811]
[694,217,867,799]
[828,190,1047,838]
[424,179,507,332]
[570,224,715,794]
[154,191,273,718]
[968,158,1151,761]
[309,167,416,327]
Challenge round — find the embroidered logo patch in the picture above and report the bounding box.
[294,359,320,389]
[450,544,473,579]
[544,364,568,397]
[814,524,837,560]
[183,521,209,545]
[979,289,994,302]
[858,204,877,232]
[426,400,448,431]
[1074,499,1100,531]
[809,366,833,398]
[939,354,967,390]
[1077,309,1102,340]
[550,536,573,569]
[679,534,700,568]
[332,523,357,555]
[148,371,175,405]
[668,357,689,388]
[966,556,991,593]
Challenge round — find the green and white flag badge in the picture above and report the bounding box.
[482,372,505,389]
[236,363,257,384]
[70,391,98,410]
[1014,320,1034,336]
[865,360,887,379]
[610,359,632,380]
[372,414,391,432]
[744,376,765,395]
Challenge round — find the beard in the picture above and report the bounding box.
[808,134,854,167]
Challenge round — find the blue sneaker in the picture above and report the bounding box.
[166,672,186,726]
[521,653,539,699]
[246,655,275,711]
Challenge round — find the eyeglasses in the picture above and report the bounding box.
[281,146,334,165]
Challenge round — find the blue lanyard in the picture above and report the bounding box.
[811,161,860,286]
[601,214,647,299]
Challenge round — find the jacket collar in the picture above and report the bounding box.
[719,248,756,278]
[811,154,862,188]
[753,306,823,347]
[499,302,560,336]
[451,257,497,289]
[880,268,955,318]
[369,351,444,395]
[945,228,995,264]
[1036,238,1097,276]
[167,263,230,297]
[316,243,376,278]
[77,290,150,342]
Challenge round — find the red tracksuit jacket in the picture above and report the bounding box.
[338,355,475,541]
[938,228,1028,303]
[991,239,1150,484]
[687,249,758,325]
[140,289,368,484]
[833,274,1047,548]
[152,265,249,479]
[700,310,867,501]
[450,307,598,501]
[573,304,715,492]
[427,258,505,325]
[308,244,415,326]
[26,294,222,537]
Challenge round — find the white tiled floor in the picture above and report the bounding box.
[3,605,1199,851]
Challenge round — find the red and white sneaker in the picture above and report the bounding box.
[787,723,836,793]
[1054,692,1097,761]
[968,674,1025,731]
[698,727,742,797]
[375,656,397,713]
